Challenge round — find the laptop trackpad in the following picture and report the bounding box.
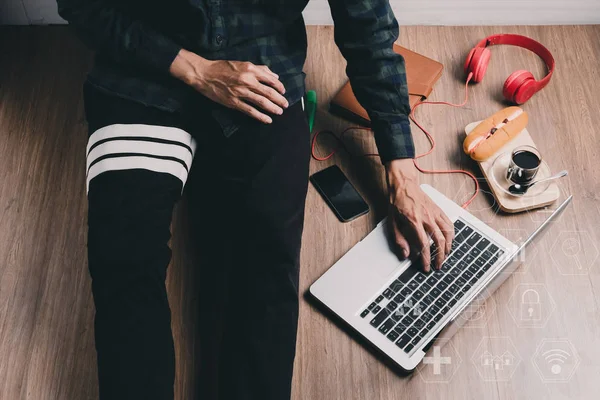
[359,222,410,279]
[373,259,406,278]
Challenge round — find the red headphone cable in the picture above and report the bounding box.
[311,73,479,208]
[310,125,378,161]
[409,73,479,208]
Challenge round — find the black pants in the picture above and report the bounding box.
[83,82,310,400]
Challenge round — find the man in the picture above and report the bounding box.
[57,0,454,399]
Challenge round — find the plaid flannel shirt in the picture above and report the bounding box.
[57,0,415,162]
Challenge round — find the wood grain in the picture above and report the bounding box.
[0,25,599,400]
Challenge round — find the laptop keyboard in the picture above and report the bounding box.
[360,218,504,354]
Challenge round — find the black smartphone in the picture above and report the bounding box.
[310,165,369,222]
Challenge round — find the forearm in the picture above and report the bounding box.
[329,0,414,162]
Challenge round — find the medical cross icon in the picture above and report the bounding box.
[422,346,451,375]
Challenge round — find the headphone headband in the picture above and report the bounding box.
[475,34,555,89]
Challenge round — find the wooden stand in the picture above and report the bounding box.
[465,121,560,213]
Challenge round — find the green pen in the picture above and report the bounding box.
[304,90,317,133]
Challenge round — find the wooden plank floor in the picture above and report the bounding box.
[1,25,599,400]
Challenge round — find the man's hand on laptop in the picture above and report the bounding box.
[386,159,454,273]
[169,49,288,124]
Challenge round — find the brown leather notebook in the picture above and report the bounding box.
[330,43,444,126]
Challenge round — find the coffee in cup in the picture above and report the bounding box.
[506,145,542,184]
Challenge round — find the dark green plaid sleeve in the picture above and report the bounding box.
[57,0,182,73]
[328,0,415,163]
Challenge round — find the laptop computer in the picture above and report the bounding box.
[309,184,572,372]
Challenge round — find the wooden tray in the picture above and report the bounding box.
[465,121,560,213]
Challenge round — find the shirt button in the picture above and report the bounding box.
[215,35,224,45]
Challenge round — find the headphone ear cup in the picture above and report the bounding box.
[466,48,491,83]
[464,48,477,75]
[503,70,536,104]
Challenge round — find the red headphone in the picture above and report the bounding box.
[464,34,555,104]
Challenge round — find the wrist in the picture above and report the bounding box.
[385,158,418,188]
[169,49,212,86]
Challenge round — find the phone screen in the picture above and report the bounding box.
[310,165,369,222]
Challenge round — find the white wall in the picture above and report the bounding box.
[1,0,64,25]
[1,0,599,26]
[306,0,600,25]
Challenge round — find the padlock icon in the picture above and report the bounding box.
[520,289,542,321]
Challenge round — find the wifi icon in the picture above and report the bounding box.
[533,339,580,382]
[543,348,571,375]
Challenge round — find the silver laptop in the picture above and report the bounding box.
[310,184,572,372]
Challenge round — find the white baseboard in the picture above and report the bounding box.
[304,0,600,25]
[1,0,599,26]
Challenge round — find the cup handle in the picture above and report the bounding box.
[506,165,515,180]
